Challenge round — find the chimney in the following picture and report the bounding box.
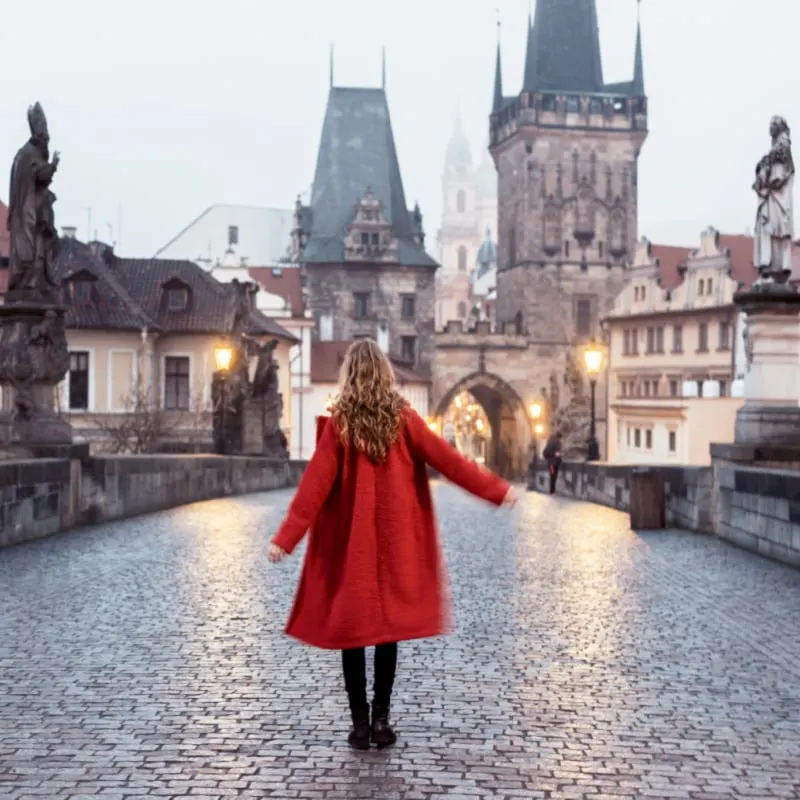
[61,226,77,240]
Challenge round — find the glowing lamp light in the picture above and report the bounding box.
[529,402,542,419]
[535,423,545,436]
[475,418,485,432]
[583,339,604,376]
[454,396,463,408]
[214,346,233,372]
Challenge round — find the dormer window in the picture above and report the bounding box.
[74,280,92,303]
[167,287,188,311]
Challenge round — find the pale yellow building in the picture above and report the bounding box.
[605,228,754,465]
[1,235,296,452]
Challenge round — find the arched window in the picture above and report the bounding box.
[457,245,468,271]
[456,190,466,213]
[458,301,467,318]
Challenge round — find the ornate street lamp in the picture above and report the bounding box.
[583,338,604,461]
[214,345,233,372]
[528,401,542,420]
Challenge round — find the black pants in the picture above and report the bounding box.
[549,462,560,494]
[342,643,397,712]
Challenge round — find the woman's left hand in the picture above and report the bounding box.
[268,543,288,563]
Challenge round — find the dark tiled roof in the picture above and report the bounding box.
[111,256,296,341]
[249,265,304,317]
[310,340,428,385]
[650,245,692,292]
[303,87,437,268]
[524,0,604,94]
[56,238,157,330]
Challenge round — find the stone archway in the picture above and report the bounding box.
[434,372,533,481]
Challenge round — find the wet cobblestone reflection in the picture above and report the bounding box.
[1,484,800,798]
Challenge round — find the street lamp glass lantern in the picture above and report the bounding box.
[534,423,544,436]
[529,402,542,419]
[214,346,233,372]
[583,339,604,376]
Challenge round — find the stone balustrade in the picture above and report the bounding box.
[0,454,306,549]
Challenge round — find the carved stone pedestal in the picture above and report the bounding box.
[242,395,288,458]
[733,289,800,446]
[0,301,73,448]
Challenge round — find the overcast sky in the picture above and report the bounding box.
[1,0,798,258]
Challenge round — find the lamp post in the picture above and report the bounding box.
[583,338,604,462]
[214,345,233,454]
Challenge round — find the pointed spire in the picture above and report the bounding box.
[632,0,645,96]
[382,46,387,90]
[492,14,503,113]
[329,44,334,88]
[524,0,604,93]
[523,3,538,92]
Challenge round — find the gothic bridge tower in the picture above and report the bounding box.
[433,0,647,474]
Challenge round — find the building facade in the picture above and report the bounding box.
[435,115,498,329]
[293,82,438,382]
[155,204,294,268]
[606,229,754,465]
[432,0,647,476]
[0,235,297,452]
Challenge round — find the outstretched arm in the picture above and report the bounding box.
[405,409,511,505]
[271,417,341,555]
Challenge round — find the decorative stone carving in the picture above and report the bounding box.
[752,115,795,288]
[574,180,596,246]
[0,103,73,448]
[343,188,398,262]
[543,203,561,256]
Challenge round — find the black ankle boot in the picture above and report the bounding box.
[371,705,397,748]
[348,706,371,750]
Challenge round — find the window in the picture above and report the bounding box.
[401,336,416,363]
[228,225,239,246]
[651,380,659,397]
[456,190,466,213]
[632,329,639,355]
[634,287,639,302]
[598,241,604,259]
[575,299,592,338]
[371,232,379,246]
[634,428,641,448]
[641,286,646,302]
[73,280,92,304]
[669,379,678,397]
[645,429,652,449]
[360,232,369,246]
[623,329,631,355]
[401,295,415,319]
[697,278,704,296]
[626,426,631,446]
[719,379,728,397]
[719,321,731,350]
[164,356,190,410]
[698,322,709,352]
[457,301,467,317]
[644,381,650,397]
[457,246,468,272]
[68,351,90,411]
[668,430,677,452]
[167,287,187,311]
[353,292,369,320]
[656,326,664,353]
[646,327,655,354]
[564,240,570,258]
[672,325,683,353]
[707,278,713,294]
[620,381,627,397]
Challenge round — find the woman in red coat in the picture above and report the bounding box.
[268,339,515,750]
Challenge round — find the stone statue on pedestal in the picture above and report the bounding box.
[752,115,795,287]
[252,338,287,457]
[0,103,72,449]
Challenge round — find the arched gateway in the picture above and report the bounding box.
[432,371,533,481]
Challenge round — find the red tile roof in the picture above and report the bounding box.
[249,265,304,316]
[650,244,692,291]
[310,340,429,385]
[0,201,9,260]
[718,234,757,287]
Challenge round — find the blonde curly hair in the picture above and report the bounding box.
[331,339,407,463]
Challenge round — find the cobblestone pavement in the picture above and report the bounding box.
[2,484,800,799]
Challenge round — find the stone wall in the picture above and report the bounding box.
[1,454,305,549]
[711,445,800,568]
[532,460,714,534]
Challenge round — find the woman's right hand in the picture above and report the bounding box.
[501,488,518,508]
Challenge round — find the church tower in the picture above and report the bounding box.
[490,0,647,344]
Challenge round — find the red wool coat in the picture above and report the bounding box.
[272,407,510,650]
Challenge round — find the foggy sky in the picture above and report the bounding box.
[1,0,798,259]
